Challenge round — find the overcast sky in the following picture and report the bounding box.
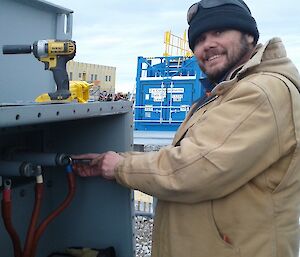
[49,0,300,93]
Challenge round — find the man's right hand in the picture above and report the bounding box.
[71,151,124,180]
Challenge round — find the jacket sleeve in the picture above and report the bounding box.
[115,80,284,203]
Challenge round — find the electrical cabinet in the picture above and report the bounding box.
[0,1,135,256]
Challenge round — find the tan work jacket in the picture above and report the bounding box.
[116,38,300,257]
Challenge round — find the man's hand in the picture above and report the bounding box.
[71,151,124,180]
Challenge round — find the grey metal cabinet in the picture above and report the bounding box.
[0,1,135,256]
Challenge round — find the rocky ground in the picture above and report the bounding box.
[135,216,154,257]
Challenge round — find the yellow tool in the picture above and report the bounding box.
[35,81,92,103]
[2,40,76,101]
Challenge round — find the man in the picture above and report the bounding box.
[73,1,300,256]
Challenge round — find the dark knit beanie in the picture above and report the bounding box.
[188,1,259,51]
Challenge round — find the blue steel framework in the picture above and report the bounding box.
[134,55,208,131]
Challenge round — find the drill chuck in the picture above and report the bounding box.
[32,40,50,58]
[2,45,32,54]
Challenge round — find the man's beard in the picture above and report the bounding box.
[200,35,252,83]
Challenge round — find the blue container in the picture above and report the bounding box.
[134,56,208,131]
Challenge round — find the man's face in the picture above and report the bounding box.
[193,29,254,83]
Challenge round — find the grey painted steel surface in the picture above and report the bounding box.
[0,100,133,128]
[0,111,135,257]
[0,1,135,256]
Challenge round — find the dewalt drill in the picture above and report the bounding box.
[2,40,76,100]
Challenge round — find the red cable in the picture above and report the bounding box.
[22,182,44,257]
[1,188,22,257]
[30,172,76,256]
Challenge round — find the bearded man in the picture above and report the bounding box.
[73,1,300,257]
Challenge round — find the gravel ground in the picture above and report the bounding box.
[135,216,154,257]
[143,144,164,152]
[134,144,165,257]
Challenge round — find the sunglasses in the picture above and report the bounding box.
[187,0,251,25]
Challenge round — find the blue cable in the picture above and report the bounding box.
[66,164,73,173]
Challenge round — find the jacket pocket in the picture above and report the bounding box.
[208,201,240,256]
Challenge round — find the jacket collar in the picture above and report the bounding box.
[173,38,293,146]
[210,38,275,95]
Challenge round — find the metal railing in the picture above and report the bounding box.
[164,30,193,57]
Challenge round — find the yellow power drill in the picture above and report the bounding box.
[2,40,76,100]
